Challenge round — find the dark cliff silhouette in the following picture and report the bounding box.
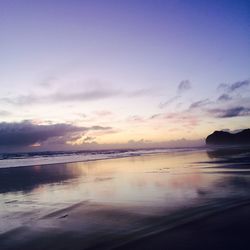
[206,129,250,145]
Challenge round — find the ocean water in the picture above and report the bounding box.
[0,146,250,249]
[0,147,199,168]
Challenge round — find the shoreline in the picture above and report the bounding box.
[1,144,249,170]
[0,147,205,169]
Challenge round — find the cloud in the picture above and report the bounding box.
[189,99,210,109]
[217,94,232,102]
[208,106,250,118]
[90,125,112,130]
[159,95,180,108]
[2,90,118,105]
[127,88,154,97]
[39,76,57,88]
[83,136,96,142]
[178,80,192,93]
[164,112,200,127]
[150,113,161,119]
[229,80,250,92]
[0,110,11,116]
[218,80,250,93]
[127,139,152,145]
[93,110,113,116]
[124,138,204,148]
[127,115,145,123]
[0,121,111,147]
[159,80,191,109]
[1,88,152,106]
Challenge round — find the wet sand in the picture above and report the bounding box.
[0,147,250,250]
[1,200,249,250]
[115,203,250,250]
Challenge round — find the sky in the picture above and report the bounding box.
[0,0,249,152]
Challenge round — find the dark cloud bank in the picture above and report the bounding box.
[0,121,204,152]
[0,121,110,148]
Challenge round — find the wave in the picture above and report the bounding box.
[0,147,203,169]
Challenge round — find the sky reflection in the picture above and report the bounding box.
[0,149,250,248]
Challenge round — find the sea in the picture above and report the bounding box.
[0,147,200,169]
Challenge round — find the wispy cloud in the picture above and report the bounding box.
[38,76,57,88]
[208,106,250,118]
[127,88,154,97]
[159,80,192,109]
[189,99,210,109]
[0,110,11,116]
[177,80,192,93]
[1,88,152,106]
[164,112,199,127]
[218,79,250,93]
[1,90,118,105]
[217,94,232,102]
[150,113,161,119]
[159,95,180,109]
[127,115,145,123]
[83,136,96,142]
[155,79,250,128]
[93,110,113,117]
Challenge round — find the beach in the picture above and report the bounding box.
[1,1,249,249]
[0,147,250,250]
[116,203,250,250]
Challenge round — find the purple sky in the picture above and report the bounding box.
[0,0,249,151]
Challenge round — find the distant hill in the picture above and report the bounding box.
[206,129,250,145]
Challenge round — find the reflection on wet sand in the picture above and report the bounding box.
[0,148,250,250]
[0,164,82,193]
[206,146,250,159]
